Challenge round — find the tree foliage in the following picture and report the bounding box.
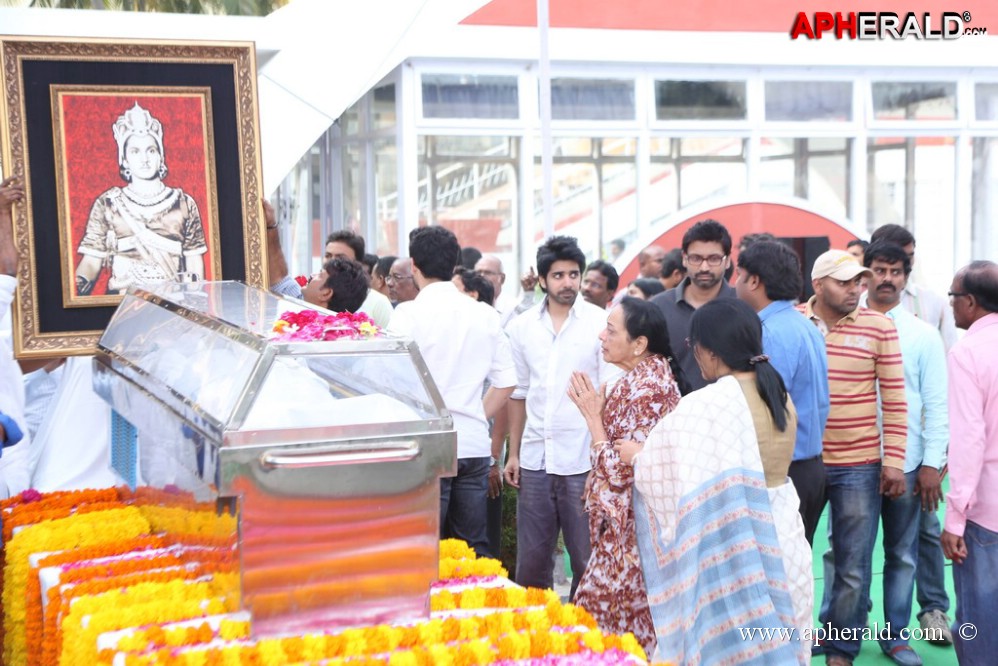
[6,0,287,15]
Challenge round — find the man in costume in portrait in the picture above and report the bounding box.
[74,102,207,296]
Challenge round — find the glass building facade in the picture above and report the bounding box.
[277,63,998,297]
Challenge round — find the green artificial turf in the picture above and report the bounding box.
[809,479,959,665]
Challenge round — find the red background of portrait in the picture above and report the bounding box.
[60,93,215,295]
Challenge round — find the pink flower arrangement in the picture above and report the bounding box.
[271,309,381,342]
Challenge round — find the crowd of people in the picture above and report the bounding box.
[2,175,997,665]
[261,209,996,665]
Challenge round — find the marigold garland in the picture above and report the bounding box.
[431,587,559,613]
[439,556,509,581]
[57,576,238,666]
[438,539,477,561]
[104,616,250,662]
[2,489,123,542]
[41,560,239,666]
[26,537,168,666]
[112,621,645,666]
[2,506,150,666]
[2,490,650,666]
[138,505,237,540]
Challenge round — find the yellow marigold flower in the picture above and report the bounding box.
[497,631,530,660]
[417,619,444,646]
[222,645,245,666]
[530,629,553,658]
[458,587,485,610]
[298,633,326,662]
[431,589,456,611]
[549,630,572,655]
[426,643,454,666]
[615,632,647,660]
[218,619,249,641]
[581,628,605,653]
[388,652,420,666]
[457,638,494,665]
[438,539,476,561]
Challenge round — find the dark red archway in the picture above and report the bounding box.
[616,201,859,289]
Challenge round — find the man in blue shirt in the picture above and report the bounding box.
[736,240,830,544]
[862,241,948,666]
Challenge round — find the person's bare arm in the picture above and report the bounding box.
[503,398,526,488]
[263,199,289,287]
[483,385,513,421]
[0,177,24,276]
[18,357,66,374]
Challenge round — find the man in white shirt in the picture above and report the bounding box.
[388,226,515,557]
[0,177,32,499]
[504,235,617,599]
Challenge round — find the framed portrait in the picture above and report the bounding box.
[0,38,267,358]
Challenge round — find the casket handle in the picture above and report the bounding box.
[259,441,420,468]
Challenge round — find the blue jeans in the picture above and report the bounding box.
[440,456,490,558]
[879,470,920,651]
[822,463,882,660]
[515,468,591,600]
[953,521,998,665]
[915,507,950,616]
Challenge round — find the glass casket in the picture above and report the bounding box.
[92,281,457,636]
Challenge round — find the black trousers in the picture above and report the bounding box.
[788,454,826,546]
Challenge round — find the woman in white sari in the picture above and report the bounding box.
[618,298,812,665]
[75,102,207,296]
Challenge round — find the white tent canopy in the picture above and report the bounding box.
[0,0,489,194]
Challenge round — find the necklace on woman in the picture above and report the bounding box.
[123,183,169,205]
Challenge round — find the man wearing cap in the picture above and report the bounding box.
[799,249,908,666]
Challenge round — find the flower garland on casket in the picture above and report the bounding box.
[1,485,653,666]
[271,309,381,342]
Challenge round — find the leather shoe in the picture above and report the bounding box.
[882,645,922,666]
[825,655,852,666]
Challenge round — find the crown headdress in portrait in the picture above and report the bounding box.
[113,102,164,165]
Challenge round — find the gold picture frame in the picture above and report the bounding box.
[0,37,267,358]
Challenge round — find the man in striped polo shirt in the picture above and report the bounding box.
[799,249,908,666]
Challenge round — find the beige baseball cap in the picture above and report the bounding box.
[811,249,873,281]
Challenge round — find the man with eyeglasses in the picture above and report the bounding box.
[474,254,533,327]
[941,260,998,666]
[386,257,419,304]
[649,219,736,392]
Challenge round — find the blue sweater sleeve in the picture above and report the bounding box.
[0,411,24,455]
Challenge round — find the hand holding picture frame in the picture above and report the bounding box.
[0,37,267,358]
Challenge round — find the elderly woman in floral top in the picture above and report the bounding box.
[567,297,688,655]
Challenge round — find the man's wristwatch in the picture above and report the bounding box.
[489,456,497,467]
